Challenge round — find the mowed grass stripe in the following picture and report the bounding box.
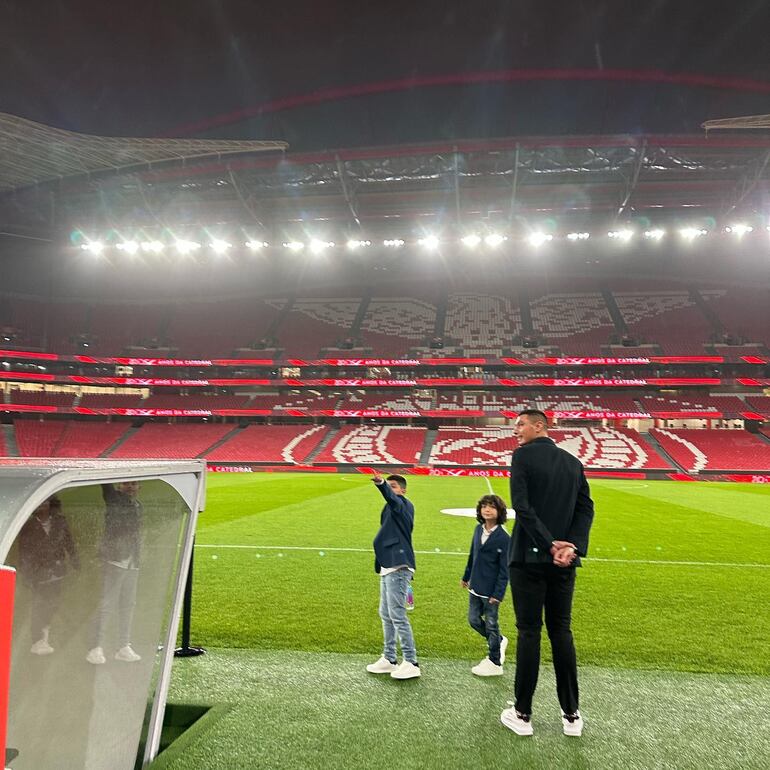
[190,547,769,675]
[164,649,770,770]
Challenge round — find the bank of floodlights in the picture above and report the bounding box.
[346,239,372,250]
[608,229,633,242]
[567,232,590,241]
[679,227,707,241]
[643,229,666,240]
[418,234,440,250]
[245,240,269,251]
[725,224,753,237]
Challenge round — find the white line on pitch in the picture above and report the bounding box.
[194,543,770,568]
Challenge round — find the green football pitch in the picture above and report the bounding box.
[158,473,770,769]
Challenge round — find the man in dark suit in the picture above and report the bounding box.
[500,409,595,738]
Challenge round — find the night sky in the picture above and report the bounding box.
[1,1,770,143]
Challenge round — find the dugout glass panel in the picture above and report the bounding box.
[0,461,205,770]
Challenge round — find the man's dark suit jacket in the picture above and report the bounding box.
[508,436,594,567]
[372,481,415,574]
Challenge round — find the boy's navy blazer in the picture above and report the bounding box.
[462,524,510,601]
[372,481,415,574]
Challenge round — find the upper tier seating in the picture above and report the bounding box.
[270,296,360,358]
[359,295,437,357]
[10,391,75,407]
[707,287,770,347]
[109,423,233,459]
[429,426,671,469]
[650,428,770,472]
[344,392,433,411]
[207,424,329,463]
[314,425,426,465]
[613,283,721,355]
[529,290,616,356]
[444,293,519,355]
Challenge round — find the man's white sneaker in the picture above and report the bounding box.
[500,702,534,736]
[499,636,509,664]
[471,657,504,677]
[86,647,106,665]
[390,660,421,680]
[115,645,141,663]
[30,638,54,656]
[366,656,398,674]
[562,710,584,737]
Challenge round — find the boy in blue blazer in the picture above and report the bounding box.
[366,471,420,680]
[461,494,510,676]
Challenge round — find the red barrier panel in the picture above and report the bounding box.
[0,566,15,765]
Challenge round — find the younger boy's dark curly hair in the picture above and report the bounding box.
[475,494,508,525]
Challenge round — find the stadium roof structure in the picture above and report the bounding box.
[0,112,287,192]
[49,133,770,235]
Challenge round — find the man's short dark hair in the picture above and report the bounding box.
[518,409,549,427]
[386,474,407,490]
[476,494,508,525]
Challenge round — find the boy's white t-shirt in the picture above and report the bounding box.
[379,565,415,576]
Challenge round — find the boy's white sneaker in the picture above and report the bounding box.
[471,657,504,677]
[390,660,421,680]
[86,646,106,665]
[499,635,509,664]
[115,645,142,663]
[30,638,54,655]
[500,702,534,736]
[366,656,398,674]
[562,710,584,737]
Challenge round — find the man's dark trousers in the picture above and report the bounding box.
[509,564,578,716]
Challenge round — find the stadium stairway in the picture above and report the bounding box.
[1,424,19,456]
[305,425,341,463]
[689,286,723,335]
[101,425,140,457]
[349,289,373,339]
[419,428,437,465]
[517,287,534,335]
[196,424,243,458]
[639,430,683,472]
[600,285,628,335]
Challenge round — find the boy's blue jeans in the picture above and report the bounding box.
[468,593,502,665]
[379,569,417,664]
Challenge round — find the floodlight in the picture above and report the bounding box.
[679,227,706,241]
[174,239,201,254]
[527,232,552,247]
[418,235,439,250]
[483,233,506,247]
[383,238,405,247]
[141,240,164,253]
[245,240,269,250]
[608,230,633,242]
[116,240,139,255]
[461,234,481,248]
[725,224,753,237]
[81,240,104,255]
[210,239,232,254]
[283,241,305,251]
[643,229,665,240]
[347,239,371,250]
[309,239,334,254]
[567,232,590,241]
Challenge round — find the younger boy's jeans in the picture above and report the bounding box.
[468,593,502,665]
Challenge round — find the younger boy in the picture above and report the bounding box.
[366,471,420,680]
[461,494,510,676]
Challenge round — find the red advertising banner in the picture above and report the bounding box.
[2,347,767,369]
[0,566,15,765]
[724,474,770,483]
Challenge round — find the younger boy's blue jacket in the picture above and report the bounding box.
[462,524,510,601]
[372,480,415,574]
